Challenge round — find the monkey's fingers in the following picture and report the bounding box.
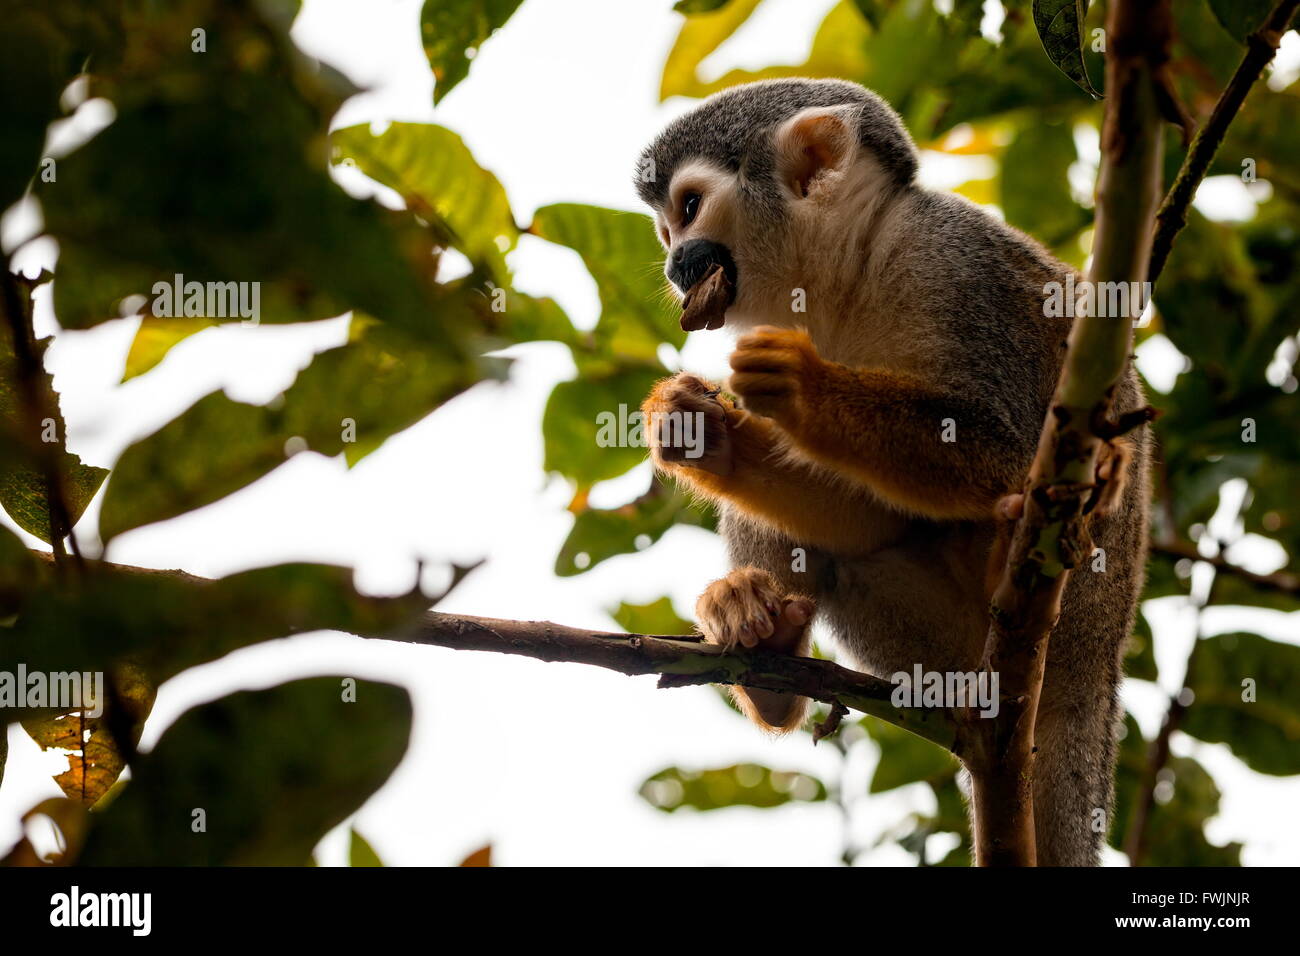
[644,373,734,476]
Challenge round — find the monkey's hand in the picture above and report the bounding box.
[696,567,815,732]
[642,372,733,476]
[727,326,823,434]
[729,326,1030,520]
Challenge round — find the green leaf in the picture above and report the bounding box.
[349,828,385,867]
[639,763,827,812]
[922,12,1090,137]
[659,0,764,100]
[0,563,431,711]
[1125,606,1159,682]
[332,122,517,279]
[36,3,454,345]
[78,678,411,865]
[866,719,958,793]
[610,596,695,636]
[0,459,107,545]
[0,313,109,544]
[492,291,581,349]
[530,203,684,360]
[121,317,216,382]
[998,120,1090,247]
[857,0,963,120]
[100,323,473,540]
[1182,632,1300,775]
[0,8,65,213]
[1031,0,1100,98]
[1208,0,1274,42]
[543,367,663,487]
[556,479,716,576]
[663,2,873,103]
[1111,714,1242,865]
[673,0,731,13]
[421,0,524,104]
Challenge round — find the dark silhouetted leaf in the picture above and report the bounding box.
[100,323,474,540]
[1031,0,1100,98]
[1111,714,1242,865]
[1182,632,1300,775]
[78,678,411,865]
[1209,0,1274,42]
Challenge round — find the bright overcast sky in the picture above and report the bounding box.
[2,0,1297,866]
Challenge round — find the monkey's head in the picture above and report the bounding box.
[635,78,918,330]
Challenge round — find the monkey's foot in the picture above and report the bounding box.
[728,326,820,430]
[642,372,733,475]
[695,567,814,654]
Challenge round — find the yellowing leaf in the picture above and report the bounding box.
[122,316,215,382]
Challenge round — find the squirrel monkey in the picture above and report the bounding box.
[634,79,1150,866]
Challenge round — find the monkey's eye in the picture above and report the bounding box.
[682,192,702,226]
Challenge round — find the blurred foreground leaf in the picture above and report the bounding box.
[640,763,827,812]
[78,678,411,865]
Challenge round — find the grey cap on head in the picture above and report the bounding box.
[634,78,919,211]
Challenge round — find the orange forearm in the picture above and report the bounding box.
[642,374,899,553]
[792,363,1029,519]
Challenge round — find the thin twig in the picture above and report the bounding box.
[1151,539,1299,597]
[0,270,82,571]
[1147,0,1300,284]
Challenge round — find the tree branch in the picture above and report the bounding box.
[18,551,960,751]
[394,612,958,748]
[1147,0,1300,284]
[964,0,1170,867]
[1151,539,1300,597]
[0,269,81,570]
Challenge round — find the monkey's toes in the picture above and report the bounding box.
[696,568,814,653]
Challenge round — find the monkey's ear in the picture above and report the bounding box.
[774,107,856,198]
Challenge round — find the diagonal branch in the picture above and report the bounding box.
[1151,539,1300,597]
[1147,0,1300,284]
[396,611,959,749]
[19,550,960,750]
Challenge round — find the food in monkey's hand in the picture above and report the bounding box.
[650,375,733,476]
[680,263,734,331]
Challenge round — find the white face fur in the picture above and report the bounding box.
[655,107,900,336]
